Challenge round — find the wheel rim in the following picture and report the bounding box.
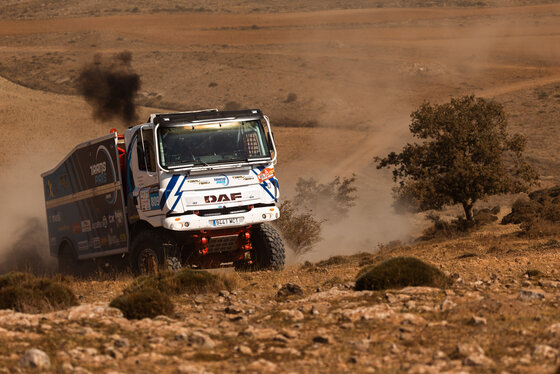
[138,248,159,274]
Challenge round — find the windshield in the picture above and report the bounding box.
[157,120,271,168]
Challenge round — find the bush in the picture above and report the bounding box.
[502,198,540,224]
[294,175,357,221]
[315,255,350,267]
[274,176,357,256]
[126,268,235,295]
[0,272,33,289]
[274,200,322,256]
[0,273,78,313]
[502,187,560,237]
[355,257,451,291]
[110,288,174,320]
[420,209,498,241]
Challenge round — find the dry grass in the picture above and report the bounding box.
[125,268,236,295]
[0,272,78,313]
[355,256,451,291]
[109,288,174,320]
[502,187,560,237]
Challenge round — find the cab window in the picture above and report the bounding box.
[138,128,156,172]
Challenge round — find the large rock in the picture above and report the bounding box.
[67,304,123,320]
[341,304,394,322]
[19,348,51,369]
[519,288,545,300]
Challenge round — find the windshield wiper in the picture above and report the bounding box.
[195,159,210,166]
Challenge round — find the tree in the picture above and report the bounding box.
[293,175,357,221]
[375,95,539,221]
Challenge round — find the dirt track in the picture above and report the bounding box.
[1,4,559,181]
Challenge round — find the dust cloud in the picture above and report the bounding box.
[0,143,59,274]
[297,172,420,263]
[76,51,141,124]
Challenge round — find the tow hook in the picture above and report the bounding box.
[199,237,208,255]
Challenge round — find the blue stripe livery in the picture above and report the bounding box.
[252,167,278,202]
[160,174,181,209]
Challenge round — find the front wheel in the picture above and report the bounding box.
[250,223,285,271]
[130,231,182,274]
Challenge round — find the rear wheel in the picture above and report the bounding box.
[58,242,78,275]
[250,223,285,271]
[58,242,92,276]
[131,230,182,274]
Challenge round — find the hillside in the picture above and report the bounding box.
[2,223,560,373]
[1,1,560,373]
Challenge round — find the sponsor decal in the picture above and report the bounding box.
[149,192,160,210]
[214,175,229,186]
[81,220,91,233]
[58,225,69,232]
[91,217,108,230]
[58,174,70,188]
[101,236,108,247]
[108,234,120,246]
[49,212,62,223]
[72,222,81,234]
[115,210,124,225]
[90,161,107,185]
[257,168,275,183]
[94,144,118,204]
[108,215,115,224]
[204,192,242,203]
[93,237,101,249]
[47,180,55,198]
[232,175,254,181]
[200,181,210,185]
[78,240,89,252]
[187,179,201,184]
[119,233,127,242]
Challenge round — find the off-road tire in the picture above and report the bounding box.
[251,223,285,271]
[131,230,180,274]
[58,242,91,276]
[58,242,78,275]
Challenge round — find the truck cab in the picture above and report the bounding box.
[123,109,285,272]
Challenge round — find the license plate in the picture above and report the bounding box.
[212,217,243,227]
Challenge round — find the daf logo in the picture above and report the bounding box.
[204,193,242,203]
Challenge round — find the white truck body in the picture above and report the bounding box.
[42,109,285,273]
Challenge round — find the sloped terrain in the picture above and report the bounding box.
[2,223,560,373]
[1,1,560,373]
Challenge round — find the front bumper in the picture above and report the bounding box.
[162,206,280,231]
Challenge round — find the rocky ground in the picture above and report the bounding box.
[2,223,560,373]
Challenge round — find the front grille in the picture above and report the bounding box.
[196,206,252,217]
[207,235,239,253]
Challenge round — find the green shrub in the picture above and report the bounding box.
[355,257,451,291]
[110,288,174,320]
[274,200,322,256]
[502,189,560,237]
[126,268,235,295]
[316,255,349,267]
[0,273,78,313]
[0,272,33,290]
[501,198,540,224]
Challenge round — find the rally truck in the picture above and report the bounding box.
[42,109,285,274]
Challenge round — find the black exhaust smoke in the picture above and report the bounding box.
[77,51,141,124]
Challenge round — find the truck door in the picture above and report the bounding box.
[132,126,159,213]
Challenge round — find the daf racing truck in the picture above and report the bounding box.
[42,109,285,274]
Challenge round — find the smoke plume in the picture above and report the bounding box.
[77,51,141,124]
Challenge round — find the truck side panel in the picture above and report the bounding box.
[42,134,128,260]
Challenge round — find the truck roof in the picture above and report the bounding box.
[148,109,264,125]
